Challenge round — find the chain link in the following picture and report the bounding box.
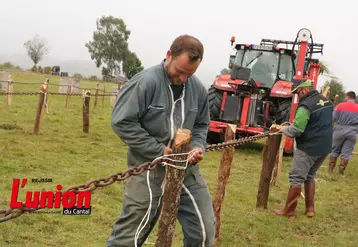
[0,132,272,223]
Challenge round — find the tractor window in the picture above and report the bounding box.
[242,51,279,87]
[278,54,294,81]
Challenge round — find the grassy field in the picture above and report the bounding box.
[1,72,358,247]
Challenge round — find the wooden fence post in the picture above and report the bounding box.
[102,84,106,109]
[33,84,48,135]
[83,91,91,133]
[271,135,287,186]
[155,128,192,247]
[213,124,236,240]
[6,75,12,105]
[43,79,49,111]
[65,78,72,108]
[94,82,99,108]
[256,125,282,209]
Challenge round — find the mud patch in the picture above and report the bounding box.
[0,123,23,130]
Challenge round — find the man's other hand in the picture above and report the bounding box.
[164,147,173,155]
[188,148,204,165]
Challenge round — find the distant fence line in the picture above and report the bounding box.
[1,75,122,135]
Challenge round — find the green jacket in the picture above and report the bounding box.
[111,60,210,167]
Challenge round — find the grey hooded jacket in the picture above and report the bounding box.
[111,60,210,167]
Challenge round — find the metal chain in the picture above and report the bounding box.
[0,132,272,223]
[0,92,116,96]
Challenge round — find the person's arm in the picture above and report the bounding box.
[189,88,210,152]
[111,76,166,161]
[282,106,310,138]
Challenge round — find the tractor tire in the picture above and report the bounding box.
[208,85,223,120]
[275,100,291,124]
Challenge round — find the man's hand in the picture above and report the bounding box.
[164,146,173,155]
[188,148,204,165]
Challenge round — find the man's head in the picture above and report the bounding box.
[291,79,314,101]
[345,91,356,101]
[164,35,204,85]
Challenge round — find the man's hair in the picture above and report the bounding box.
[346,91,356,99]
[170,35,204,62]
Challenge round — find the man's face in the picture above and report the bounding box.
[164,51,201,85]
[296,88,306,101]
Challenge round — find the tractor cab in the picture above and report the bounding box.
[229,44,295,89]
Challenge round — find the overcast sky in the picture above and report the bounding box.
[0,0,356,91]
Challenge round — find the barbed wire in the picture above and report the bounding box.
[0,92,116,97]
[0,132,272,223]
[1,81,115,92]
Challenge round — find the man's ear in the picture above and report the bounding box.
[166,50,171,59]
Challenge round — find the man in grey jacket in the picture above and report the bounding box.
[107,35,216,247]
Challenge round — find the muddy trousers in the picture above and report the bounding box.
[106,165,216,247]
[289,149,327,187]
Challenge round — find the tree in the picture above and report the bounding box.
[319,61,330,75]
[123,51,144,79]
[85,15,131,81]
[323,79,345,103]
[23,34,49,66]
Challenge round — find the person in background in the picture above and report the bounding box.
[274,79,333,218]
[328,91,358,174]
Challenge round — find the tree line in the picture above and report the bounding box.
[22,15,144,82]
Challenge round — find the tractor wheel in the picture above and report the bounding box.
[275,100,291,124]
[208,85,223,120]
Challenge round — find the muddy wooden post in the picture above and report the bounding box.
[6,75,13,105]
[155,128,192,247]
[65,78,72,108]
[33,84,48,135]
[271,134,287,186]
[94,82,99,108]
[82,91,91,133]
[256,125,282,209]
[213,124,236,240]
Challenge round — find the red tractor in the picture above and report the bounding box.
[207,28,324,154]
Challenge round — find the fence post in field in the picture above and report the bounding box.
[94,82,99,108]
[33,83,48,135]
[155,128,192,247]
[82,91,91,133]
[65,78,72,108]
[256,125,282,209]
[6,75,13,105]
[213,124,236,240]
[271,134,287,186]
[102,84,106,109]
[43,79,49,111]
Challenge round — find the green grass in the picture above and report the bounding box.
[1,72,358,247]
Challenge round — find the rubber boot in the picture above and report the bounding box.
[328,156,337,172]
[339,159,349,175]
[304,180,315,217]
[273,185,301,219]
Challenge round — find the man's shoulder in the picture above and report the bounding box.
[187,75,207,94]
[125,63,163,87]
